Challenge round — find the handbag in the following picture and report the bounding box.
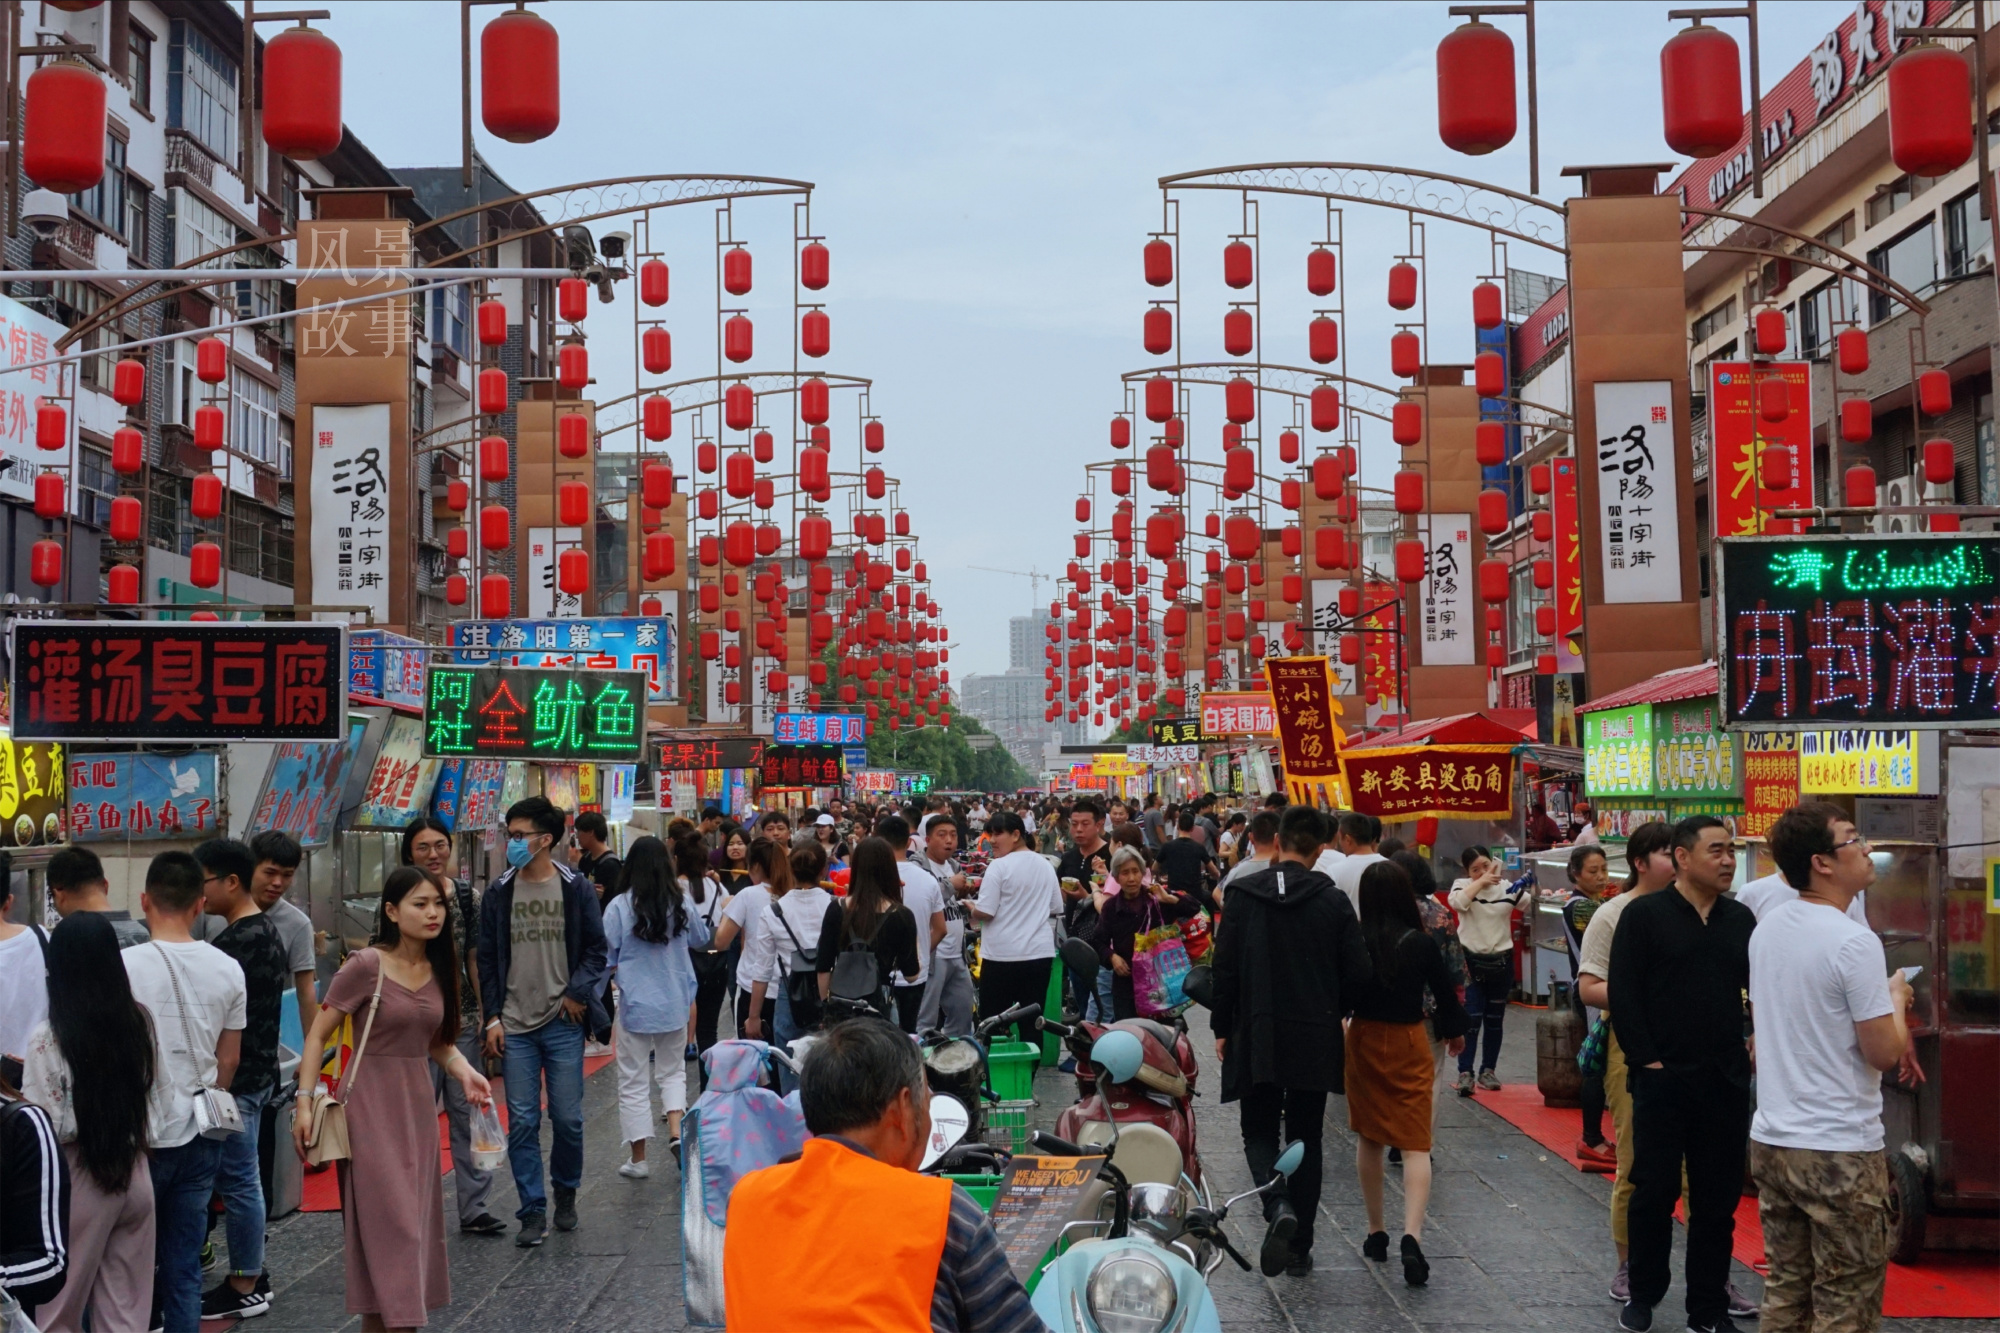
[1577,1013,1611,1078]
[1131,902,1194,1020]
[1179,910,1213,963]
[152,943,243,1141]
[768,898,824,1031]
[302,950,385,1167]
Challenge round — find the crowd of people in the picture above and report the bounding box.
[0,787,1917,1333]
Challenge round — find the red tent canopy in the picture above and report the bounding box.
[1345,709,1534,752]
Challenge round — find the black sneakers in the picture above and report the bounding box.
[1619,1300,1654,1333]
[200,1278,271,1320]
[516,1213,547,1248]
[1689,1317,1742,1333]
[553,1185,578,1232]
[1258,1202,1298,1277]
[460,1213,507,1236]
[1401,1234,1430,1287]
[1284,1250,1313,1277]
[1362,1230,1390,1262]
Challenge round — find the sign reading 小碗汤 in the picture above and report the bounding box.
[423,665,647,762]
[1720,534,2000,728]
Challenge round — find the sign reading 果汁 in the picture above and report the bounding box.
[1720,534,2000,729]
[10,623,347,744]
[422,665,647,762]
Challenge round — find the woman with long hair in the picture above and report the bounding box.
[814,837,919,1020]
[1345,861,1469,1288]
[21,912,156,1332]
[712,825,753,890]
[604,837,709,1177]
[745,845,836,1089]
[710,838,792,1040]
[677,833,734,1087]
[292,868,491,1333]
[1389,850,1467,1139]
[813,815,848,871]
[1447,844,1529,1095]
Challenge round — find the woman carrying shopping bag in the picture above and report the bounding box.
[1090,846,1199,1021]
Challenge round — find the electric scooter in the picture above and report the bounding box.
[920,1001,1042,1149]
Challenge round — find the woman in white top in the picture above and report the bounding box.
[677,834,734,1091]
[1446,846,1529,1094]
[745,844,835,1092]
[711,839,789,1041]
[22,912,158,1333]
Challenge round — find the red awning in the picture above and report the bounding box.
[1572,661,1719,715]
[1344,710,1534,751]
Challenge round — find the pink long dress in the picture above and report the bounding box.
[325,949,451,1327]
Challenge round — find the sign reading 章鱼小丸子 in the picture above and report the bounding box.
[423,665,647,762]
[1720,533,2000,729]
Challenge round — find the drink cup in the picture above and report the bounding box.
[468,1100,508,1171]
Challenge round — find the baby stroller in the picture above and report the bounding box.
[681,1040,808,1326]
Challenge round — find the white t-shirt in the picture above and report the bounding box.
[747,888,833,992]
[0,928,48,1061]
[1021,810,1037,835]
[923,856,969,962]
[1749,897,1895,1152]
[1737,872,1868,927]
[723,884,775,993]
[124,939,248,1149]
[974,849,1064,962]
[1330,852,1387,913]
[895,861,944,986]
[1311,847,1347,879]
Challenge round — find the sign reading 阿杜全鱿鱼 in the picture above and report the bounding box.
[423,665,647,762]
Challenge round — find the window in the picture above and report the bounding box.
[126,180,151,260]
[232,250,282,323]
[1866,174,1939,229]
[167,20,238,164]
[1797,279,1861,360]
[72,134,128,236]
[168,187,235,268]
[78,444,116,529]
[232,369,280,466]
[48,281,112,390]
[172,339,197,428]
[1508,561,1538,663]
[128,25,153,113]
[279,165,301,231]
[1816,213,1855,252]
[1945,188,1994,278]
[1869,219,1938,322]
[432,282,469,358]
[1692,296,1736,346]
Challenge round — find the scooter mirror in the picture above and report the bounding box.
[1179,963,1214,1009]
[920,1094,970,1170]
[1090,1029,1146,1086]
[1060,936,1100,991]
[1274,1141,1306,1178]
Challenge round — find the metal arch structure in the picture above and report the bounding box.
[590,370,875,442]
[1117,360,1574,436]
[1681,206,1932,317]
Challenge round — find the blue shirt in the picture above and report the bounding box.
[602,892,712,1034]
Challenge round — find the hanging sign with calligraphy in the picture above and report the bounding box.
[1720,533,2000,729]
[761,743,845,789]
[9,622,347,744]
[422,665,647,762]
[1198,692,1276,737]
[1593,381,1682,604]
[1416,515,1474,666]
[655,735,765,772]
[1265,656,1350,806]
[308,404,392,623]
[1343,743,1516,821]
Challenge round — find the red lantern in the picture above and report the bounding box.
[1306,384,1340,435]
[447,479,469,513]
[1281,479,1302,512]
[1472,281,1504,330]
[1144,376,1174,423]
[724,314,753,364]
[479,434,509,482]
[109,357,146,408]
[478,504,512,551]
[1836,328,1868,376]
[109,494,141,542]
[1223,241,1253,289]
[1225,377,1255,424]
[558,481,590,527]
[23,60,106,194]
[192,405,224,451]
[1660,23,1743,158]
[1754,308,1787,355]
[1110,416,1132,450]
[481,11,559,142]
[478,367,508,414]
[1223,308,1253,357]
[107,562,139,604]
[724,450,754,500]
[1393,469,1425,514]
[187,540,219,590]
[1138,304,1174,357]
[1307,247,1337,296]
[1533,558,1554,590]
[1845,465,1877,508]
[197,337,228,384]
[1536,606,1557,638]
[1312,454,1341,500]
[1391,330,1421,379]
[1474,351,1505,398]
[1224,513,1259,561]
[1476,420,1506,466]
[802,308,830,359]
[720,247,754,297]
[35,403,65,452]
[1278,430,1301,465]
[191,472,222,519]
[639,259,669,307]
[697,488,718,520]
[1395,539,1427,584]
[32,471,62,520]
[1479,558,1509,604]
[558,342,591,390]
[556,277,588,324]
[1528,463,1552,495]
[1923,439,1956,486]
[1840,398,1873,443]
[1918,369,1951,417]
[1759,444,1791,492]
[1224,448,1254,494]
[800,447,829,494]
[112,426,143,474]
[799,513,832,562]
[865,420,885,453]
[1531,510,1552,543]
[480,572,512,618]
[717,381,751,432]
[724,521,756,567]
[556,547,588,596]
[639,461,673,509]
[446,526,468,560]
[1436,19,1516,154]
[1306,315,1339,367]
[1889,44,1974,177]
[641,325,672,375]
[1930,511,1961,533]
[477,300,507,346]
[1075,496,1092,525]
[643,531,677,580]
[1145,512,1180,560]
[628,395,666,445]
[1478,488,1509,534]
[1392,401,1422,446]
[1757,377,1789,424]
[1387,262,1418,311]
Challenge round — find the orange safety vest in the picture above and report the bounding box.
[724,1137,953,1332]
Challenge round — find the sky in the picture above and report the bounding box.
[319,0,1859,684]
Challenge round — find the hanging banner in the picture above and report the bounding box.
[1552,456,1585,670]
[246,716,368,846]
[526,527,586,619]
[1198,692,1276,737]
[0,292,66,502]
[1343,743,1515,820]
[422,665,648,762]
[1740,732,1799,839]
[656,736,765,772]
[1592,381,1682,603]
[67,751,220,842]
[1710,362,1812,538]
[354,714,443,827]
[1416,513,1474,666]
[308,404,393,622]
[1265,656,1349,806]
[10,622,347,744]
[449,615,678,704]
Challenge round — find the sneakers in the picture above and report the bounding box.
[1258,1202,1298,1277]
[553,1185,578,1231]
[1284,1250,1313,1277]
[1609,1261,1631,1302]
[1689,1317,1742,1333]
[584,1038,613,1058]
[1477,1068,1503,1092]
[200,1279,271,1320]
[461,1213,507,1236]
[1726,1282,1760,1318]
[1576,1138,1618,1172]
[1362,1230,1390,1262]
[516,1213,547,1248]
[199,1239,217,1273]
[619,1157,650,1180]
[1619,1299,1653,1333]
[1456,1071,1476,1097]
[1401,1234,1430,1287]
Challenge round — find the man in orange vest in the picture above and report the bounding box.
[724,1020,1045,1332]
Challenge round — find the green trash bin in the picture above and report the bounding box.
[1040,956,1065,1067]
[987,1040,1040,1102]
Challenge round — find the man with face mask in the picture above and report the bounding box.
[476,797,608,1249]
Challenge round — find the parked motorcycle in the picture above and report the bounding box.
[920,1001,1043,1149]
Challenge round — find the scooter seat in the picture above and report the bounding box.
[1076,1120,1184,1188]
[1120,1017,1180,1052]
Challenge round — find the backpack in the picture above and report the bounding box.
[767,898,824,1031]
[828,906,888,1012]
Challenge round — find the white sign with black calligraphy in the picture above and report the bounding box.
[1592,381,1682,604]
[1416,513,1474,666]
[526,527,585,619]
[309,404,392,622]
[705,652,741,726]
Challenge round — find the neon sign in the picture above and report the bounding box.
[1766,544,1993,595]
[422,665,647,761]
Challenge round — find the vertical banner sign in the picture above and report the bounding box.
[0,293,65,501]
[1361,581,1402,714]
[1265,657,1350,807]
[1739,733,1800,839]
[1309,579,1343,657]
[309,404,394,622]
[1710,362,1813,537]
[526,527,586,618]
[1592,381,1682,603]
[1416,514,1473,665]
[1552,456,1585,671]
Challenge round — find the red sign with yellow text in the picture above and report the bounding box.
[1199,692,1275,737]
[1553,457,1584,670]
[1266,657,1348,805]
[1710,361,1812,537]
[1343,743,1515,821]
[1360,583,1401,709]
[1739,732,1799,839]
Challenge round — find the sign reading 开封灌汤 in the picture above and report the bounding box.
[1720,533,2000,729]
[423,665,648,762]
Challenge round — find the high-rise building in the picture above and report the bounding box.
[961,612,1084,772]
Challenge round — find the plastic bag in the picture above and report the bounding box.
[1131,921,1193,1019]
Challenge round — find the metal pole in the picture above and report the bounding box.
[242,0,254,205]
[462,1,474,189]
[1524,0,1539,195]
[1747,0,1762,198]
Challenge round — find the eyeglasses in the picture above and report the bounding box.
[1833,833,1870,854]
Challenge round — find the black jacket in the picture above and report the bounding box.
[1210,860,1373,1100]
[0,1097,68,1312]
[477,860,611,1036]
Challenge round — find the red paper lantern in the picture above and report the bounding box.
[558,481,590,527]
[191,473,222,519]
[1307,247,1337,297]
[1930,511,1962,533]
[1759,444,1791,492]
[1845,464,1877,508]
[35,403,65,452]
[1395,538,1427,584]
[1473,350,1506,398]
[642,326,672,375]
[446,526,468,560]
[1144,239,1174,287]
[1840,398,1873,443]
[555,547,587,596]
[865,465,887,500]
[1754,308,1787,356]
[1889,43,1974,177]
[112,427,143,474]
[800,377,830,426]
[1225,377,1255,424]
[1437,19,1516,154]
[1528,463,1552,495]
[186,541,219,590]
[553,413,588,459]
[1531,510,1552,542]
[865,420,885,453]
[1310,384,1341,434]
[109,494,141,542]
[1918,369,1951,417]
[107,563,139,604]
[478,434,509,482]
[479,504,511,551]
[724,381,755,432]
[1660,23,1743,158]
[1223,308,1253,357]
[1278,430,1301,465]
[478,367,508,414]
[1923,439,1956,486]
[109,357,146,409]
[32,471,62,520]
[1223,448,1254,494]
[697,488,718,520]
[1472,281,1503,330]
[1478,487,1509,535]
[480,573,512,618]
[1759,377,1789,424]
[1224,513,1259,561]
[633,394,669,443]
[1109,416,1133,451]
[557,278,589,324]
[723,315,753,364]
[1391,330,1421,379]
[800,447,829,493]
[1306,315,1340,367]
[802,308,830,359]
[481,7,560,142]
[1836,329,1868,376]
[447,479,468,513]
[643,532,676,580]
[23,60,105,193]
[1223,241,1253,289]
[477,300,507,346]
[1393,469,1425,514]
[1312,453,1341,500]
[639,259,669,307]
[1479,558,1509,604]
[1476,420,1506,466]
[1145,512,1180,560]
[723,247,753,296]
[1387,262,1418,311]
[1533,558,1554,590]
[724,450,754,500]
[1392,401,1422,446]
[724,520,756,567]
[1536,606,1556,637]
[193,405,224,451]
[799,513,832,562]
[197,337,228,385]
[1281,479,1302,512]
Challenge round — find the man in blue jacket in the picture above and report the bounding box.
[478,796,608,1248]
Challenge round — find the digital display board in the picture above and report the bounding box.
[656,736,765,772]
[10,622,346,743]
[423,665,647,761]
[1720,534,2000,729]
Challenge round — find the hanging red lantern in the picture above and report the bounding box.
[1478,487,1509,534]
[555,547,588,596]
[1660,23,1743,158]
[191,473,223,519]
[1140,304,1174,356]
[479,504,510,550]
[637,393,671,442]
[1223,448,1254,494]
[1141,376,1174,424]
[1471,281,1504,330]
[1531,510,1552,542]
[481,7,560,142]
[697,488,718,520]
[1392,469,1425,514]
[1836,328,1868,376]
[196,337,228,384]
[643,531,677,580]
[802,308,830,359]
[107,562,139,604]
[1931,511,1962,533]
[1754,308,1787,355]
[112,426,143,474]
[1225,377,1255,424]
[23,59,106,194]
[1533,558,1554,590]
[639,259,669,307]
[193,405,224,451]
[794,239,831,291]
[1306,247,1337,297]
[1281,479,1302,512]
[698,536,720,569]
[32,471,62,520]
[444,573,470,607]
[1918,369,1951,417]
[477,301,507,346]
[550,413,587,460]
[721,247,754,297]
[1143,239,1174,287]
[557,278,589,324]
[799,513,832,562]
[1273,430,1299,466]
[1302,383,1339,435]
[721,381,753,432]
[1469,351,1503,399]
[1108,416,1133,451]
[1923,439,1956,486]
[1758,444,1791,492]
[447,479,469,513]
[1223,308,1253,357]
[186,540,219,590]
[1310,453,1340,500]
[1224,513,1259,561]
[800,377,831,426]
[724,450,754,500]
[1390,330,1421,379]
[1145,512,1180,560]
[109,494,141,542]
[35,403,65,452]
[479,434,509,482]
[446,526,468,560]
[478,367,508,414]
[1840,398,1873,443]
[558,481,590,527]
[1889,43,1974,177]
[641,326,672,375]
[1844,464,1876,508]
[1392,401,1422,446]
[724,520,755,567]
[1436,19,1516,154]
[1223,241,1253,289]
[1395,538,1426,584]
[724,314,753,364]
[1478,558,1509,604]
[480,572,512,618]
[1387,261,1419,311]
[642,461,675,509]
[1759,377,1789,423]
[1476,420,1507,467]
[109,357,146,409]
[864,420,885,453]
[1528,463,1552,495]
[747,429,773,464]
[1307,315,1338,366]
[800,446,830,494]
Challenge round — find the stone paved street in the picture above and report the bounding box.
[237,1007,1969,1332]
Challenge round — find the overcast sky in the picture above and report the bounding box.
[320,0,1857,684]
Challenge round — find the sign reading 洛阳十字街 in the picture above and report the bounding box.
[1797,729,1939,796]
[9,623,347,744]
[1720,533,2000,728]
[1593,381,1682,604]
[423,665,648,763]
[449,614,678,704]
[308,404,392,624]
[1416,514,1474,666]
[1583,703,1653,797]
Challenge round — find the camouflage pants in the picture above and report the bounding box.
[1750,1142,1891,1333]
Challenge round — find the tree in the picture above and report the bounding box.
[862,709,1029,792]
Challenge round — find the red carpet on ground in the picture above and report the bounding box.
[1472,1082,1999,1319]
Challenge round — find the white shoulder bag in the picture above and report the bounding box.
[153,943,243,1141]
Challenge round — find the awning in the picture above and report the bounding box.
[1344,710,1535,751]
[1573,662,1718,715]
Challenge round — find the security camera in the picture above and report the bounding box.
[562,225,596,275]
[599,230,630,261]
[22,189,68,237]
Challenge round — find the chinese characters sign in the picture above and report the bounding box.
[1798,729,1937,795]
[1265,657,1348,806]
[1720,534,2000,728]
[527,527,585,619]
[1150,716,1211,745]
[1593,381,1682,603]
[1739,732,1800,839]
[67,752,218,843]
[431,758,507,834]
[1552,457,1584,671]
[348,629,428,710]
[852,768,897,793]
[1584,704,1653,797]
[761,743,844,788]
[1710,362,1812,537]
[449,615,678,703]
[308,404,392,623]
[245,717,367,847]
[0,740,63,847]
[1654,700,1738,798]
[1343,743,1514,821]
[0,293,64,503]
[355,715,443,827]
[1125,744,1198,766]
[1416,514,1473,666]
[1198,692,1275,737]
[656,736,765,772]
[10,623,346,744]
[774,712,866,744]
[423,666,647,762]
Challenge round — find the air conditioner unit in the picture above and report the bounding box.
[1877,475,1915,534]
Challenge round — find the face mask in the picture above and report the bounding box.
[506,836,536,868]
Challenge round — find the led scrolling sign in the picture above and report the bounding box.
[1719,535,2000,730]
[423,665,648,762]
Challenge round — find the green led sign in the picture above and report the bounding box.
[1765,544,1993,595]
[423,665,648,762]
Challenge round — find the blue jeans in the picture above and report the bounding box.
[212,1085,270,1278]
[503,1017,585,1218]
[773,989,805,1095]
[1457,978,1509,1074]
[150,1135,223,1332]
[1094,967,1117,1023]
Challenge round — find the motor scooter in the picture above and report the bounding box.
[1028,1030,1307,1333]
[920,1000,1042,1148]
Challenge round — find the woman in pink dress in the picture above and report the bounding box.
[293,868,492,1332]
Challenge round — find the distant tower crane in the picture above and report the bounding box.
[968,565,1051,609]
